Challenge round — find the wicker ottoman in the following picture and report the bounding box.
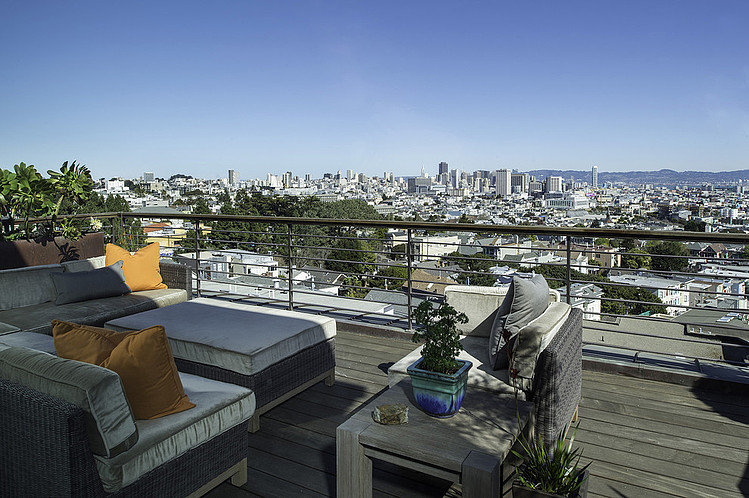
[106,297,336,432]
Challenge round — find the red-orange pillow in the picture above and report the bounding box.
[101,326,195,419]
[53,320,131,365]
[105,243,167,291]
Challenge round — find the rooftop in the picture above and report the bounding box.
[202,327,749,497]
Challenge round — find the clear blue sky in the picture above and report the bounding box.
[1,1,748,180]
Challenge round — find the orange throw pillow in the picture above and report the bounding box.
[101,326,195,419]
[52,320,195,420]
[53,320,131,365]
[105,243,167,291]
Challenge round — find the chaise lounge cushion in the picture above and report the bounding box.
[93,372,255,493]
[0,345,138,458]
[105,298,337,376]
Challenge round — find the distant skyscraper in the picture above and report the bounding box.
[545,176,563,193]
[591,165,599,189]
[438,162,448,176]
[495,169,511,197]
[228,169,239,185]
[511,173,529,193]
[143,172,154,182]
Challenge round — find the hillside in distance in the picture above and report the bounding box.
[526,168,749,185]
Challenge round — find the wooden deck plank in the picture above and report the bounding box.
[582,375,749,423]
[216,330,749,498]
[579,408,749,463]
[580,387,749,437]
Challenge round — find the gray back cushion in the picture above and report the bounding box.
[61,255,107,272]
[0,346,138,458]
[489,274,549,369]
[0,264,63,310]
[51,260,131,305]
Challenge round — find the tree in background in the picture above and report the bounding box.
[646,240,689,272]
[326,238,375,276]
[369,265,409,290]
[620,248,651,270]
[443,251,498,286]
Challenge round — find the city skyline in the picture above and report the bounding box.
[2,1,748,180]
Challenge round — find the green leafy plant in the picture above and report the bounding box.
[0,161,93,240]
[411,301,468,374]
[512,423,590,496]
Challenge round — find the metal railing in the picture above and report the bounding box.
[13,211,749,367]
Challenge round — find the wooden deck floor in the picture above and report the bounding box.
[206,330,749,498]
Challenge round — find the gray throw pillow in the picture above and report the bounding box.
[488,274,549,369]
[51,260,131,305]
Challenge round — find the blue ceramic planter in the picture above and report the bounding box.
[407,358,472,418]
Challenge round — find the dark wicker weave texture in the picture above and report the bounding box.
[0,379,249,497]
[531,307,583,449]
[159,261,193,296]
[174,337,336,408]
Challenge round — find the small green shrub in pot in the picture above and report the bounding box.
[411,301,468,374]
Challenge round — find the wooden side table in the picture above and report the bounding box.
[336,379,533,498]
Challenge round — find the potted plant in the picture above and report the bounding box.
[407,300,472,417]
[511,423,590,498]
[0,161,101,269]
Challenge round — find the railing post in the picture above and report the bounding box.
[194,220,201,298]
[407,228,413,329]
[287,224,294,311]
[566,235,572,304]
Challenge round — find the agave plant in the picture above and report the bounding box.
[512,423,590,496]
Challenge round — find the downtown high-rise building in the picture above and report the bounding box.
[438,162,448,176]
[511,173,529,193]
[143,172,154,182]
[495,169,511,197]
[228,169,239,186]
[545,176,563,193]
[592,165,599,188]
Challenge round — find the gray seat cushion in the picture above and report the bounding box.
[93,372,255,493]
[0,331,56,354]
[105,298,337,376]
[0,288,187,335]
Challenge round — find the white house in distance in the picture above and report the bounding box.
[608,274,689,316]
[175,250,279,280]
[557,283,604,320]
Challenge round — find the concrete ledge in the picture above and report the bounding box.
[583,345,749,395]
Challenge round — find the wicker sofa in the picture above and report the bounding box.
[389,284,582,449]
[0,256,191,340]
[0,257,256,496]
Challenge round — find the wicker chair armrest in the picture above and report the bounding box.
[0,379,104,497]
[530,307,582,450]
[160,261,193,298]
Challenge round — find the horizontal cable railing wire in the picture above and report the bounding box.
[14,212,749,366]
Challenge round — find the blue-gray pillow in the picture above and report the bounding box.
[489,274,549,370]
[51,260,131,305]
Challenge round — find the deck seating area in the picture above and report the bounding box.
[205,329,749,498]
